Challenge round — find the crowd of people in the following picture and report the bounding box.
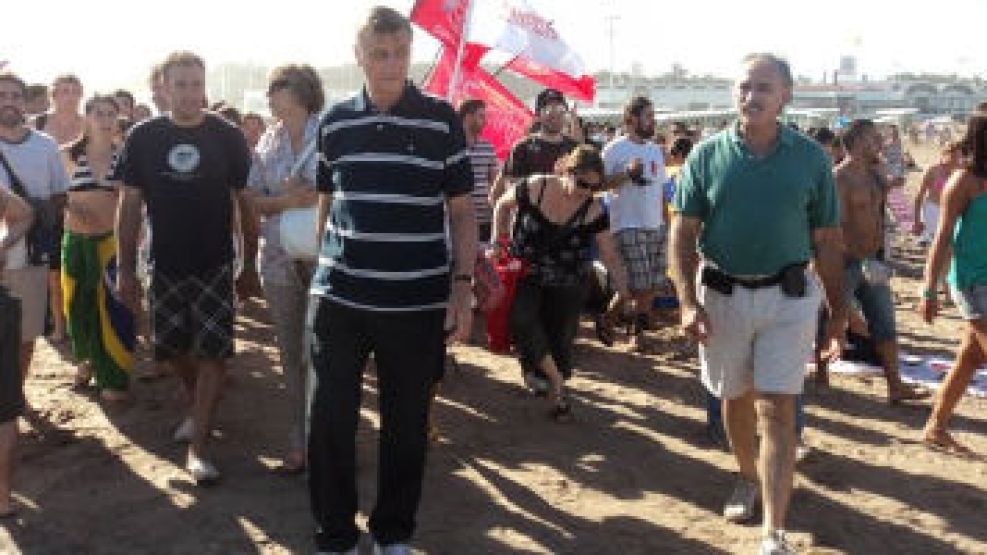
[0,5,985,555]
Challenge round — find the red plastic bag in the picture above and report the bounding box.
[485,245,526,354]
[473,252,505,313]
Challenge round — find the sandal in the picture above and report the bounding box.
[888,384,931,406]
[99,389,131,403]
[594,314,616,347]
[275,451,307,475]
[72,363,93,390]
[549,394,573,423]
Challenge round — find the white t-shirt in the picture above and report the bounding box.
[0,130,70,199]
[602,136,666,231]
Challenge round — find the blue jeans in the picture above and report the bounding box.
[707,391,805,439]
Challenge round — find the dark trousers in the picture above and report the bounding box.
[308,297,445,551]
[509,278,588,380]
[0,287,23,424]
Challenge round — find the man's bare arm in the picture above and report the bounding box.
[812,226,846,319]
[447,193,478,278]
[0,190,33,248]
[116,187,143,275]
[316,192,331,250]
[488,168,509,207]
[668,213,702,309]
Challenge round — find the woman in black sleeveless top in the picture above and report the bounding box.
[491,145,629,420]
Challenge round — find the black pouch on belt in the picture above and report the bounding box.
[779,264,807,298]
[701,266,734,295]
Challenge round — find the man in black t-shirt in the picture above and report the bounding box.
[115,51,252,486]
[487,88,579,206]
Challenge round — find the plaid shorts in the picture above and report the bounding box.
[149,265,235,361]
[615,228,667,292]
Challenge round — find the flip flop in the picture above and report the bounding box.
[889,385,932,406]
[549,395,573,423]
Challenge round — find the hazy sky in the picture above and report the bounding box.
[3,0,985,95]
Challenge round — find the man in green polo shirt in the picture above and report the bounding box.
[669,53,846,555]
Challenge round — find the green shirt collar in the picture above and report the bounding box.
[728,121,794,156]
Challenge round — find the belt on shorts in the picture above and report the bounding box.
[702,262,808,295]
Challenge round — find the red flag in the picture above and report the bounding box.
[410,0,470,47]
[425,45,533,160]
[504,56,595,103]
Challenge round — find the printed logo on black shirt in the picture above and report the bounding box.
[167,144,201,178]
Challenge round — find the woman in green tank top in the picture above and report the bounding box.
[918,113,987,457]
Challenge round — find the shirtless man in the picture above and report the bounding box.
[836,119,929,405]
[34,74,83,343]
[36,75,84,146]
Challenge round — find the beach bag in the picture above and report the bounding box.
[278,139,320,261]
[485,238,527,353]
[472,250,505,313]
[0,148,58,267]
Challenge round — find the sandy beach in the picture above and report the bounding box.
[0,140,984,554]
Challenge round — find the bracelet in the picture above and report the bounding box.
[453,273,473,284]
[920,288,937,301]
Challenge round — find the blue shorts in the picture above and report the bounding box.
[950,284,987,321]
[845,260,896,343]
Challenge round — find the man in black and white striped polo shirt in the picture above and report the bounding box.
[458,98,497,242]
[306,7,477,555]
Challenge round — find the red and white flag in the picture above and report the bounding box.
[412,0,596,103]
[425,44,533,160]
[503,55,595,103]
[470,0,589,80]
[410,0,470,47]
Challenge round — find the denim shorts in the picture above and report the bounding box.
[845,260,896,343]
[950,284,987,321]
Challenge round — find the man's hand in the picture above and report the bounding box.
[680,303,711,345]
[820,311,848,362]
[236,264,263,300]
[116,269,141,313]
[445,283,473,344]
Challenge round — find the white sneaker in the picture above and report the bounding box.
[374,542,412,555]
[173,416,195,443]
[760,529,795,555]
[187,454,221,485]
[723,477,760,522]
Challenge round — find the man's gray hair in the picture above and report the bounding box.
[742,53,794,89]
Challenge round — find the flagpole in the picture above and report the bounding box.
[447,0,475,102]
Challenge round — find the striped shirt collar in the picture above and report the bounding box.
[354,81,420,115]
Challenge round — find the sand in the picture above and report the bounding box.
[1,140,984,555]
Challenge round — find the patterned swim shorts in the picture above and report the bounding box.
[149,265,235,361]
[615,228,667,292]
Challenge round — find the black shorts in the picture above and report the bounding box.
[149,265,235,361]
[0,288,24,424]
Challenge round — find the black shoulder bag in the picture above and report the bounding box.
[0,148,59,266]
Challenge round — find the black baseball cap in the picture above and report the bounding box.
[535,88,567,113]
